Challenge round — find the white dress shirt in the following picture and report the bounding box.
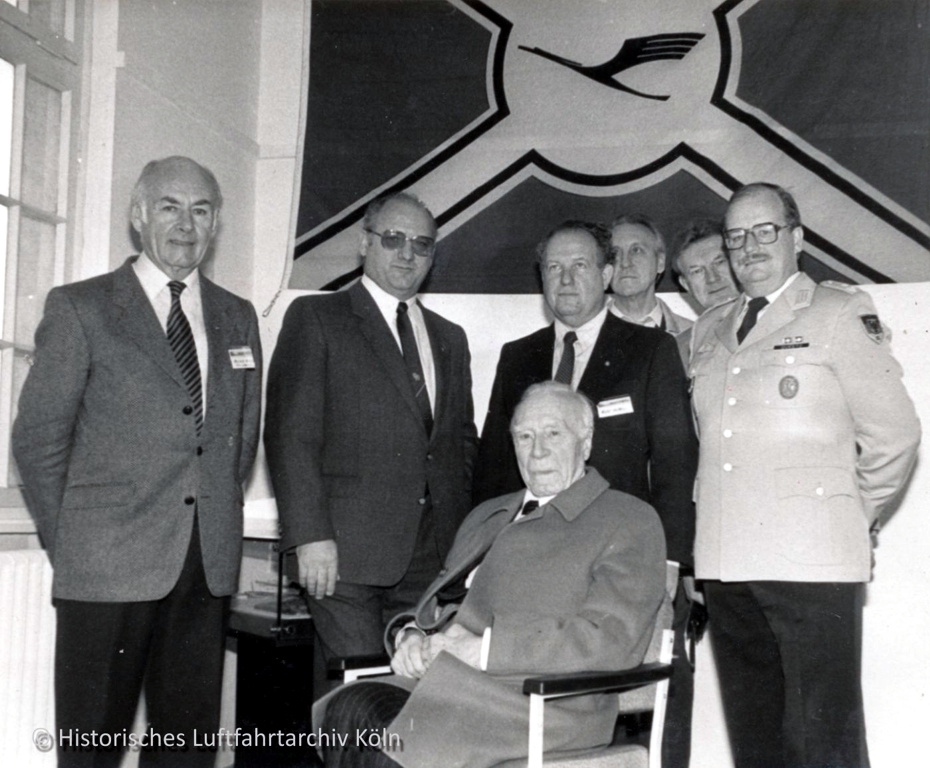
[736,270,801,326]
[133,254,209,411]
[610,297,664,328]
[552,303,610,390]
[361,275,436,414]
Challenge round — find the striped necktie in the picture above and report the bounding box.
[397,301,433,435]
[167,281,203,434]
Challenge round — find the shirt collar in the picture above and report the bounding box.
[133,253,201,303]
[742,270,800,310]
[361,274,419,317]
[612,296,663,327]
[554,302,609,345]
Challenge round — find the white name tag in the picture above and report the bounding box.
[597,395,634,418]
[228,346,256,370]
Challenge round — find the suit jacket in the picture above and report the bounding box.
[12,258,263,601]
[473,312,698,564]
[264,282,478,586]
[314,469,666,768]
[689,272,921,582]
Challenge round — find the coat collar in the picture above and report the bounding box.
[735,271,816,348]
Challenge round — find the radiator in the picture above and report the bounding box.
[0,549,56,766]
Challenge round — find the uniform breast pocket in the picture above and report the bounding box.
[759,345,832,409]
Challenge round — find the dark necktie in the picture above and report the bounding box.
[438,499,541,603]
[554,331,577,386]
[737,296,769,344]
[167,281,203,434]
[396,301,433,435]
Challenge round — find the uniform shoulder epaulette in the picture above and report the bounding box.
[819,280,858,295]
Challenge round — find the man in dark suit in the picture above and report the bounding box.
[315,382,667,768]
[472,220,698,767]
[264,192,478,697]
[13,156,263,766]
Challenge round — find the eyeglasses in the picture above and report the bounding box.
[723,222,790,250]
[364,228,436,258]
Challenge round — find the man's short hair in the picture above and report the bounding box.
[363,191,436,233]
[534,221,615,268]
[609,213,667,287]
[672,217,724,276]
[131,156,223,212]
[728,182,802,229]
[511,381,595,440]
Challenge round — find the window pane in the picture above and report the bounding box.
[22,76,61,212]
[16,213,57,346]
[0,57,12,197]
[26,0,66,36]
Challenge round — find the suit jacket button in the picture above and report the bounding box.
[418,497,427,505]
[183,405,193,415]
[426,453,433,461]
[185,496,196,505]
[196,446,203,456]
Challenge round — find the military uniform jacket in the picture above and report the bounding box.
[689,272,920,583]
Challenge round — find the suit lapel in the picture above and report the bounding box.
[201,277,246,434]
[350,283,424,429]
[421,304,447,442]
[519,325,557,393]
[715,300,741,354]
[111,260,186,389]
[579,314,629,395]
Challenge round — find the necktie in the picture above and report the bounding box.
[396,302,433,435]
[737,296,769,344]
[514,499,539,521]
[167,281,203,434]
[554,331,577,386]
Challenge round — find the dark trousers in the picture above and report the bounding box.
[54,524,228,768]
[309,502,443,700]
[703,580,869,768]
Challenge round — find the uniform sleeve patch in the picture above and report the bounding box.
[860,314,884,343]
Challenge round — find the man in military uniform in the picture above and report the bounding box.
[689,182,920,768]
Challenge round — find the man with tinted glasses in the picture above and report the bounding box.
[689,182,920,767]
[265,191,478,698]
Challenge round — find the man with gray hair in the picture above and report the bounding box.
[316,381,667,767]
[14,156,262,765]
[609,213,693,334]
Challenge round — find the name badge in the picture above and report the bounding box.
[228,346,256,370]
[597,396,634,418]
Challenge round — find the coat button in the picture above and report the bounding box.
[426,454,433,461]
[196,447,203,456]
[723,429,733,438]
[184,496,196,505]
[183,405,193,415]
[816,487,824,496]
[723,463,733,472]
[732,366,741,374]
[727,397,737,406]
[786,355,795,364]
[418,497,427,505]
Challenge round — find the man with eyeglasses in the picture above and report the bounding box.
[265,191,478,699]
[689,182,920,768]
[473,220,697,768]
[670,218,740,363]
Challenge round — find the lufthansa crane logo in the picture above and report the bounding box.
[518,33,705,101]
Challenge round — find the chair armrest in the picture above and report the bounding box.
[327,653,392,680]
[522,662,672,698]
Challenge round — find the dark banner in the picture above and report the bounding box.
[293,0,930,292]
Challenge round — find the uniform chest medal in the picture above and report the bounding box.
[779,375,799,399]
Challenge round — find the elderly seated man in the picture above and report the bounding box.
[315,381,667,768]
